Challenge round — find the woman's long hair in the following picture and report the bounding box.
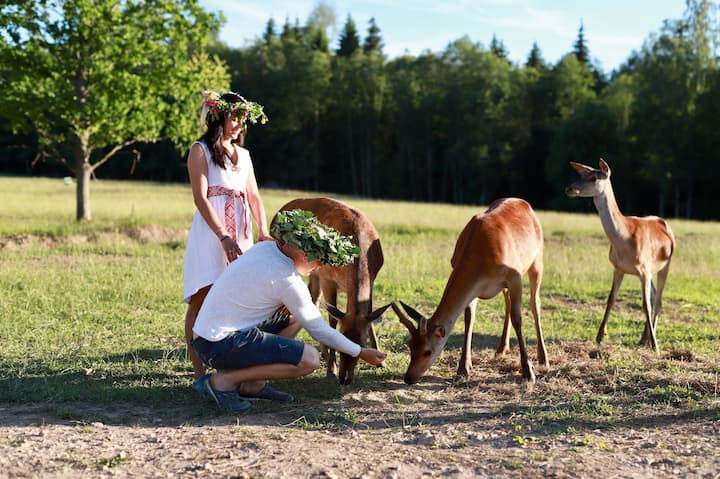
[199,92,244,169]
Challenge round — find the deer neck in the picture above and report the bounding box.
[429,268,481,341]
[345,264,373,316]
[593,182,629,242]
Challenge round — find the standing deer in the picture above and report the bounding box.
[392,198,548,384]
[565,159,675,351]
[277,197,389,385]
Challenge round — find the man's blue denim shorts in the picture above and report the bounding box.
[192,308,304,370]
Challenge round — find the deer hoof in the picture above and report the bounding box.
[522,362,536,383]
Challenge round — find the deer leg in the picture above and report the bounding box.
[597,269,624,344]
[508,276,535,383]
[308,273,321,305]
[496,289,511,356]
[640,272,659,352]
[649,261,671,341]
[528,254,548,368]
[457,297,478,377]
[321,284,339,378]
[640,281,656,345]
[368,321,379,349]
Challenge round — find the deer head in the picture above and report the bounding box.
[565,158,612,198]
[325,302,391,385]
[391,301,447,384]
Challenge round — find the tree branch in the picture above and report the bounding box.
[89,140,137,173]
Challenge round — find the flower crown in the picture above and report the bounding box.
[201,90,268,132]
[271,209,361,267]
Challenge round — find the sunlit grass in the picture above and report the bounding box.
[1,175,719,413]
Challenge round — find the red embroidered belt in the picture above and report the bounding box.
[206,185,250,242]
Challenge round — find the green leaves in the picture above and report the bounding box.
[271,209,360,267]
[0,0,228,161]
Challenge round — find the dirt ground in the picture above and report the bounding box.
[2,230,719,478]
[2,342,719,479]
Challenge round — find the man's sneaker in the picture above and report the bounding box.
[191,374,211,396]
[205,379,252,413]
[240,384,294,402]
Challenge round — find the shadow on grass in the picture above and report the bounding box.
[2,345,719,435]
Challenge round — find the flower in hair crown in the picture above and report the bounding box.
[202,90,268,131]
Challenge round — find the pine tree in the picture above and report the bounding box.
[262,18,276,45]
[280,18,302,41]
[489,34,509,60]
[309,27,329,52]
[280,17,293,40]
[573,21,590,64]
[363,17,383,54]
[336,15,360,57]
[525,42,547,69]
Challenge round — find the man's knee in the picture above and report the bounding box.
[297,345,321,374]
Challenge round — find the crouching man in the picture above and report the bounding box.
[192,209,387,412]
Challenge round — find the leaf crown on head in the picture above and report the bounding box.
[201,90,268,132]
[271,209,361,267]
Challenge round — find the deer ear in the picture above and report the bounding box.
[599,158,611,177]
[570,161,594,175]
[419,318,428,336]
[368,303,392,323]
[391,302,417,334]
[399,301,426,323]
[324,303,346,322]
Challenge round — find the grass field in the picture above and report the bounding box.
[1,175,719,422]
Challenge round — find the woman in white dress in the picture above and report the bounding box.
[183,91,272,390]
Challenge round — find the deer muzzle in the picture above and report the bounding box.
[338,353,358,385]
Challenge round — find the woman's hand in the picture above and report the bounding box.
[358,347,387,367]
[256,232,274,242]
[220,236,242,263]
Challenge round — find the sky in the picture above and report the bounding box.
[198,1,689,73]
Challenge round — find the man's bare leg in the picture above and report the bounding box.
[211,343,320,392]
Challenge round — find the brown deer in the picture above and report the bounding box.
[392,198,548,384]
[277,197,389,385]
[565,159,675,351]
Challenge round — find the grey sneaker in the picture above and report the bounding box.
[205,379,252,413]
[240,384,294,402]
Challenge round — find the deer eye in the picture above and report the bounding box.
[423,350,432,357]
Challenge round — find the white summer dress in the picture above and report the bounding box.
[183,140,254,303]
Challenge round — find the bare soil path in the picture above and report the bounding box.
[2,342,719,478]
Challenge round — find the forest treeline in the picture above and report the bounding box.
[2,1,720,219]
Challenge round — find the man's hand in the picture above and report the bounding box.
[359,347,387,367]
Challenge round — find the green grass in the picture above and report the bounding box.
[1,175,719,429]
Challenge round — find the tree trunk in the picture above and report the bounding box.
[347,112,358,195]
[76,162,93,221]
[313,107,320,191]
[73,135,93,221]
[425,147,432,202]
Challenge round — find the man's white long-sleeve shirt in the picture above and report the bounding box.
[193,240,362,358]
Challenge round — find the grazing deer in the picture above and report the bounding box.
[277,197,389,385]
[565,159,675,351]
[392,198,548,384]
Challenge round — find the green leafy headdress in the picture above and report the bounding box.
[271,209,361,267]
[200,90,268,132]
